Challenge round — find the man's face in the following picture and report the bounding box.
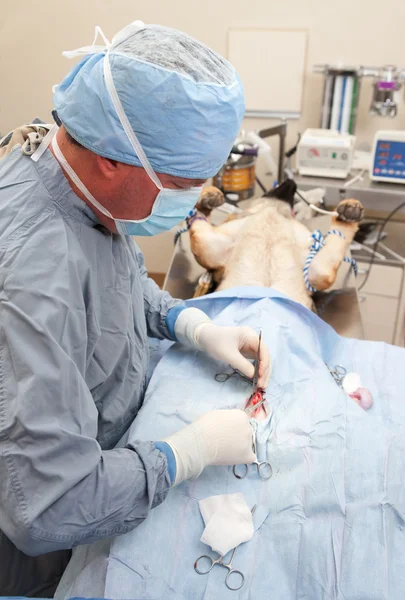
[53,129,206,234]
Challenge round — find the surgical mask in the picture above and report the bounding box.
[38,23,204,236]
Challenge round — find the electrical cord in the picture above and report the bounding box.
[295,188,310,206]
[358,200,405,291]
[295,189,338,216]
[342,169,366,189]
[285,133,301,159]
[255,176,267,193]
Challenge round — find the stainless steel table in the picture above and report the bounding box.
[163,206,364,340]
[295,172,405,215]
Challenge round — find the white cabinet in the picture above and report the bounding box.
[357,261,405,346]
[358,294,397,343]
[357,263,402,297]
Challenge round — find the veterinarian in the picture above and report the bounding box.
[0,22,271,596]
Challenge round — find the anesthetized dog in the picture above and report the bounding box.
[185,183,372,413]
[188,183,363,309]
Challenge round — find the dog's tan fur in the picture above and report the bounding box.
[188,187,363,310]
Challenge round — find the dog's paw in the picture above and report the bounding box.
[196,186,225,215]
[336,198,364,223]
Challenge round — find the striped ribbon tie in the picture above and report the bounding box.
[174,208,198,245]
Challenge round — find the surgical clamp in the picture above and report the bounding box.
[327,364,347,388]
[233,431,272,480]
[194,505,257,591]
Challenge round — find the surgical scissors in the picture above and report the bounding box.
[194,505,257,591]
[214,369,252,384]
[327,364,347,388]
[233,432,272,480]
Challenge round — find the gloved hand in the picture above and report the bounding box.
[196,323,271,388]
[174,308,271,388]
[164,409,256,486]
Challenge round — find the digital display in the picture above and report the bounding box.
[373,140,405,180]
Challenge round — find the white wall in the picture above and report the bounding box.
[2,0,405,272]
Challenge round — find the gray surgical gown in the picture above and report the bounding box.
[0,145,182,562]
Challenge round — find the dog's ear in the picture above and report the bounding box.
[212,266,225,286]
[264,179,297,209]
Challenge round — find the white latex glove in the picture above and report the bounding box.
[164,409,255,486]
[174,308,271,389]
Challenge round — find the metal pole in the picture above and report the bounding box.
[258,122,287,184]
[278,124,286,183]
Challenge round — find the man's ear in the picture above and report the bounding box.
[95,154,122,180]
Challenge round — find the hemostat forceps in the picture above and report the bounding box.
[194,505,257,591]
[233,430,272,480]
[327,364,347,388]
[214,369,252,384]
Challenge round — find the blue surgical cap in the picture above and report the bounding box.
[53,23,245,179]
